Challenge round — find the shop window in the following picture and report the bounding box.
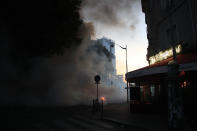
[150,85,155,96]
[140,86,144,102]
[180,81,190,88]
[179,71,189,88]
[143,86,152,104]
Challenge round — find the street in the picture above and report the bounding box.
[2,105,143,131]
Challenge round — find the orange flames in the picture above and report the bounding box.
[100,96,105,101]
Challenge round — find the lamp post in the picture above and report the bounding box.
[111,43,129,104]
[100,96,105,119]
[167,25,184,130]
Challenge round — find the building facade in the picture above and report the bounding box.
[91,37,126,93]
[126,0,197,115]
[97,37,116,75]
[142,0,197,63]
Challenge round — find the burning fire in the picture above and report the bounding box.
[100,96,105,101]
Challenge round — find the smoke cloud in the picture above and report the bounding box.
[81,0,139,29]
[0,24,125,106]
[0,0,127,107]
[20,27,124,106]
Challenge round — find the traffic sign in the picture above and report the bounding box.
[94,75,101,84]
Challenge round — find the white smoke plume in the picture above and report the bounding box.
[0,0,131,107]
[81,0,139,30]
[22,24,126,106]
[0,23,126,106]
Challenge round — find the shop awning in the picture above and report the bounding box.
[126,52,197,82]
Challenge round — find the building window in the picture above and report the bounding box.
[150,0,153,9]
[150,85,155,97]
[160,0,167,10]
[160,0,174,11]
[180,81,190,88]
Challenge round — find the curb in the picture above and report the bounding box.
[102,117,154,131]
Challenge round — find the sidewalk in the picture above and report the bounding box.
[101,103,169,131]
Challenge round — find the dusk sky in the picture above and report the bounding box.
[81,0,149,75]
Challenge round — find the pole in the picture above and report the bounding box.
[127,81,129,104]
[115,43,129,103]
[101,99,103,119]
[126,45,129,104]
[126,45,128,73]
[97,83,98,101]
[167,17,184,130]
[172,34,177,63]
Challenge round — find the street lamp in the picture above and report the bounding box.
[111,43,129,104]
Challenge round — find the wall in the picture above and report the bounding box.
[141,0,197,64]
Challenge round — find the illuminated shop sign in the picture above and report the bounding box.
[149,44,182,65]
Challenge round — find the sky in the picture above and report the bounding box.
[81,0,149,75]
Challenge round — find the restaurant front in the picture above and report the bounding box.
[126,52,197,113]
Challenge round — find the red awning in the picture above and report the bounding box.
[126,52,197,83]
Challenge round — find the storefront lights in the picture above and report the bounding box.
[149,44,182,65]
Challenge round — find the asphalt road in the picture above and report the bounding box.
[1,105,141,131]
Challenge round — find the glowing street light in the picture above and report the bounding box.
[100,96,105,101]
[111,43,129,104]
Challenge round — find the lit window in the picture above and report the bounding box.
[180,81,190,88]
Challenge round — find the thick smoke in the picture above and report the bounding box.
[81,0,139,30]
[0,0,126,106]
[21,24,123,106]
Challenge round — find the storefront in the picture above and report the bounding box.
[126,52,197,113]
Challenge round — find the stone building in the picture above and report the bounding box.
[90,37,126,93]
[142,0,197,63]
[126,0,197,117]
